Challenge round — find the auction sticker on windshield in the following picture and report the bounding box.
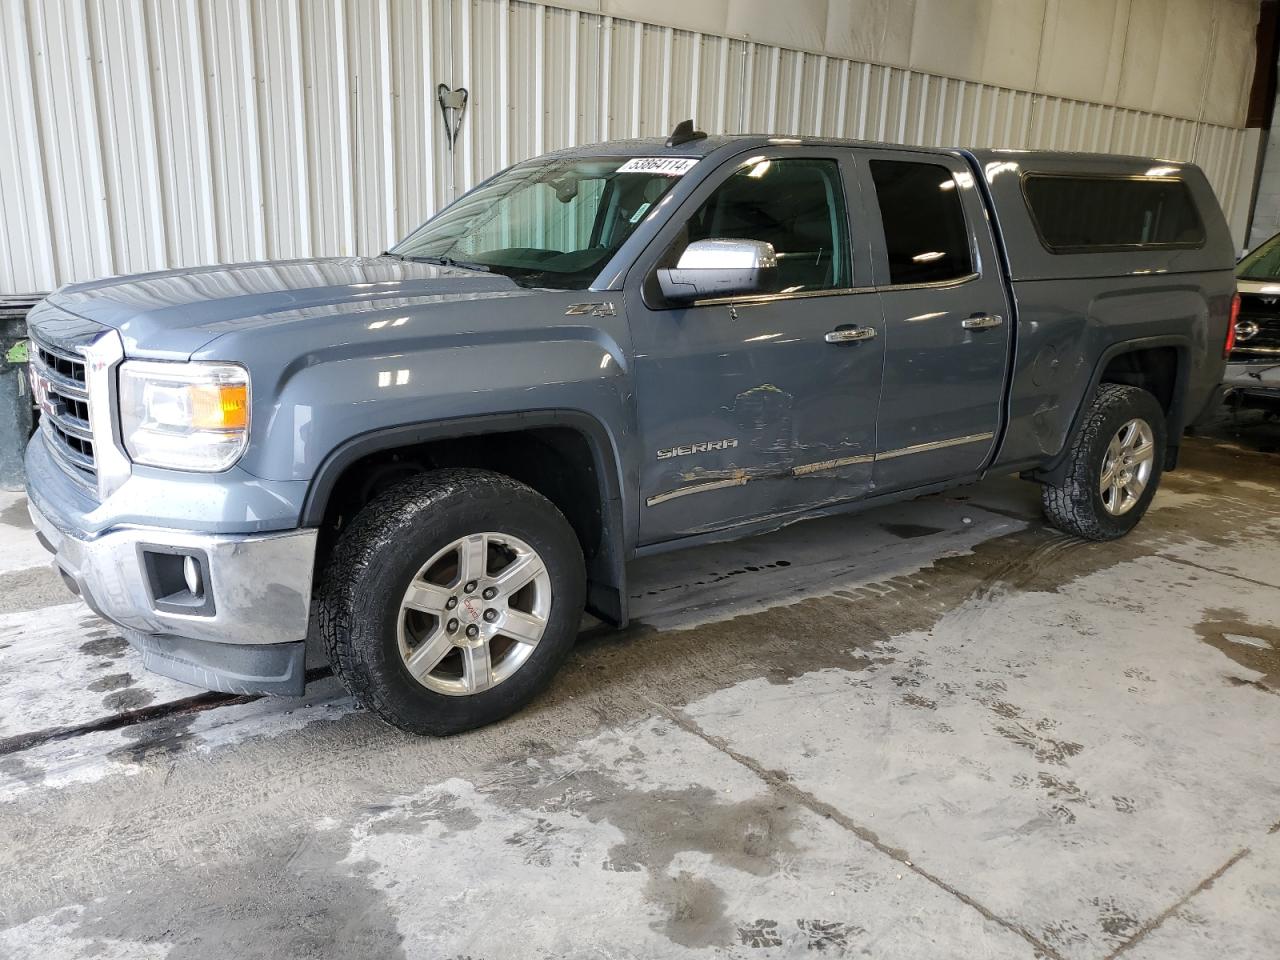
[617,157,700,175]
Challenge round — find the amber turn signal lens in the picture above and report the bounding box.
[190,383,249,430]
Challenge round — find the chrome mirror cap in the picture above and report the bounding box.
[657,238,777,303]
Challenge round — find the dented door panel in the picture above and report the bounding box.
[633,292,885,543]
[627,148,885,545]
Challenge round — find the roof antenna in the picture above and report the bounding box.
[666,119,707,148]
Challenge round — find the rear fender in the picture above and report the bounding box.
[1033,335,1191,484]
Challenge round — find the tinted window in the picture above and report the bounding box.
[391,157,680,289]
[1022,175,1205,252]
[869,160,973,285]
[677,158,851,293]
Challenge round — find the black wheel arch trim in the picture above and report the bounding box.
[301,409,631,627]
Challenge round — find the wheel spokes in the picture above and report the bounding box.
[1101,458,1119,488]
[461,643,493,693]
[403,627,455,680]
[459,534,488,584]
[402,579,453,615]
[500,609,547,646]
[1117,421,1136,451]
[491,552,544,598]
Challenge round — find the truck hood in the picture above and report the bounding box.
[48,256,530,358]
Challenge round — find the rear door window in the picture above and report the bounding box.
[869,160,974,285]
[1022,175,1205,252]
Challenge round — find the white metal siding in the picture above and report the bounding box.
[0,0,1257,293]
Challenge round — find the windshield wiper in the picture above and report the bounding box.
[403,254,491,273]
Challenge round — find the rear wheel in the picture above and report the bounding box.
[1041,384,1166,540]
[317,469,585,735]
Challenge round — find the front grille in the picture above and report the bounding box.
[29,332,98,490]
[1232,294,1280,359]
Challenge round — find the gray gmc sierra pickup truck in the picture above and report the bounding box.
[25,124,1236,734]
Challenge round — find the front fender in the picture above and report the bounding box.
[261,335,629,479]
[193,292,635,488]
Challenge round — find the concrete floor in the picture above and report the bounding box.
[0,413,1277,959]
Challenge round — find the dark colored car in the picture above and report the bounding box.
[1224,232,1280,411]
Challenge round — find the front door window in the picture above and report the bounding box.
[670,157,852,294]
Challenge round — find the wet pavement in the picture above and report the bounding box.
[0,414,1276,959]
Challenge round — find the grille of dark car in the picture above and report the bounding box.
[28,331,98,490]
[1232,293,1280,359]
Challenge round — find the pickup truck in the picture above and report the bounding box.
[1223,229,1280,411]
[24,124,1236,734]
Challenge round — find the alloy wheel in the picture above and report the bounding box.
[396,532,551,696]
[1099,418,1155,516]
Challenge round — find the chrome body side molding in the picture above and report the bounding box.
[874,432,996,461]
[645,433,994,507]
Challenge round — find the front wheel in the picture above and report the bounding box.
[317,469,585,735]
[1041,384,1167,540]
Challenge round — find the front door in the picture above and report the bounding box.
[859,150,1013,490]
[629,150,885,545]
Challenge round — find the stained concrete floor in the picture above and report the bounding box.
[0,413,1276,959]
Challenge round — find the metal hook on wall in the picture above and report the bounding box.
[437,83,469,151]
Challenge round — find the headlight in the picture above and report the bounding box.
[118,361,250,471]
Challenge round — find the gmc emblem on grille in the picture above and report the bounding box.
[28,364,55,417]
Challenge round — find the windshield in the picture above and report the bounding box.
[389,156,688,290]
[1237,232,1280,281]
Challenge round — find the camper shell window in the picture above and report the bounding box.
[1021,174,1205,254]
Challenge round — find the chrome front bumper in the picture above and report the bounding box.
[1223,360,1280,397]
[28,496,317,645]
[28,497,318,695]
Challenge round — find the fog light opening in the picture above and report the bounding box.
[140,546,215,616]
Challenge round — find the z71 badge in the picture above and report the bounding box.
[657,438,739,460]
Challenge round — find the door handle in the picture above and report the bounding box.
[825,325,877,344]
[961,314,1003,330]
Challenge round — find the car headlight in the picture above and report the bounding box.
[118,361,250,471]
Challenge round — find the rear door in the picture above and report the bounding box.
[858,149,1012,490]
[627,149,885,545]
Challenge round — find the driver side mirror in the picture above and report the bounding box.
[657,239,777,303]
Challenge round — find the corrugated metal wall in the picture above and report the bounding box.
[0,0,1257,294]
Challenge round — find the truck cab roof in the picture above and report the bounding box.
[543,130,1193,169]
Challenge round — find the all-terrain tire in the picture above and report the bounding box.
[1041,384,1167,541]
[317,468,585,735]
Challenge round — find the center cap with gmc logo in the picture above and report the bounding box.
[461,597,483,623]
